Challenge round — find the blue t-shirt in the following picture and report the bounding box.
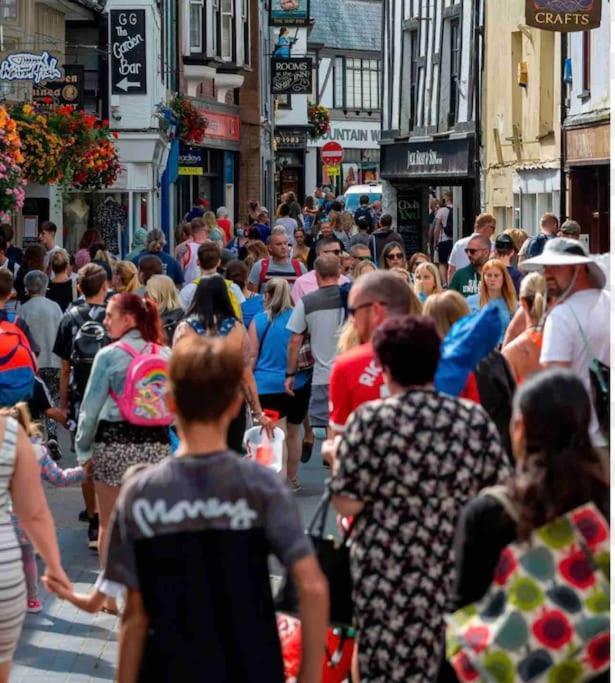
[132,250,184,286]
[467,296,513,345]
[241,295,264,329]
[253,309,308,395]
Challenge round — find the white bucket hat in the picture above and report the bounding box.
[520,237,607,290]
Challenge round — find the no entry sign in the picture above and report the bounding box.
[321,141,344,166]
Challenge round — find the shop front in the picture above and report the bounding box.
[380,135,476,257]
[565,119,610,254]
[274,126,309,205]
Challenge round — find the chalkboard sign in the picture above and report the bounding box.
[271,58,313,94]
[110,10,147,95]
[397,192,423,257]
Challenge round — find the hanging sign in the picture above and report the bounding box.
[0,51,63,83]
[274,127,308,149]
[270,0,310,26]
[525,0,602,31]
[271,57,313,94]
[110,9,147,94]
[32,65,84,108]
[178,146,204,175]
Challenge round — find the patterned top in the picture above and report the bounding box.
[329,388,512,683]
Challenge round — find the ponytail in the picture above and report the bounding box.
[111,292,165,345]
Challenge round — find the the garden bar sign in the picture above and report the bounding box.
[271,58,312,94]
[525,0,602,31]
[0,52,62,83]
[110,9,147,94]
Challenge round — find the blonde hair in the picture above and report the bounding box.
[340,211,354,232]
[475,213,496,231]
[0,402,41,439]
[519,272,546,324]
[389,266,410,284]
[263,277,293,319]
[479,259,518,314]
[244,241,268,271]
[203,211,218,233]
[504,228,529,253]
[423,290,470,338]
[337,319,360,354]
[352,259,377,280]
[414,261,443,297]
[114,261,139,293]
[146,274,182,315]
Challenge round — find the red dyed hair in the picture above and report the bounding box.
[111,292,165,345]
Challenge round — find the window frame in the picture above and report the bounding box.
[0,0,17,22]
[220,0,234,61]
[409,30,419,130]
[582,30,591,96]
[189,0,204,53]
[448,18,460,127]
[334,56,380,112]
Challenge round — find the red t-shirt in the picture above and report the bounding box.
[329,343,385,431]
[217,218,232,242]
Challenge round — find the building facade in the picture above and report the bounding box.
[483,0,562,236]
[379,0,482,256]
[562,0,609,254]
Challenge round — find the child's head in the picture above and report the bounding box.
[414,261,442,297]
[0,402,41,439]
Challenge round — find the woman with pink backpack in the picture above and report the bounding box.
[75,292,173,613]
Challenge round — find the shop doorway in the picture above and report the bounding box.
[275,151,305,206]
[568,165,610,254]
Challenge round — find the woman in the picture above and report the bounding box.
[414,261,443,303]
[46,249,76,312]
[244,240,268,272]
[126,226,148,263]
[173,277,273,450]
[88,241,115,272]
[75,293,171,609]
[446,369,609,682]
[292,228,310,266]
[203,211,224,244]
[467,259,518,344]
[285,191,303,223]
[423,290,469,339]
[502,272,546,384]
[339,211,355,250]
[247,199,261,225]
[74,229,101,270]
[216,207,232,242]
[112,261,139,294]
[0,416,71,681]
[226,260,264,328]
[407,251,430,284]
[353,259,377,280]
[302,196,318,234]
[379,242,406,270]
[146,274,184,346]
[248,278,309,491]
[329,315,511,683]
[14,244,46,305]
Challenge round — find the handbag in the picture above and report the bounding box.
[275,489,355,627]
[297,334,314,371]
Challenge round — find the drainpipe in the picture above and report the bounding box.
[473,0,482,217]
[559,32,567,222]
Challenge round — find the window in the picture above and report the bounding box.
[409,31,418,129]
[582,30,591,94]
[189,0,203,52]
[242,0,249,67]
[220,0,234,60]
[334,58,380,111]
[0,0,16,21]
[448,19,460,126]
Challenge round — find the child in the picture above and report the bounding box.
[2,403,84,613]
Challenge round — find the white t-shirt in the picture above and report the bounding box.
[541,288,610,446]
[180,273,245,311]
[435,206,452,244]
[448,233,495,271]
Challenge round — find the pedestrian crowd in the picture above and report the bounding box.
[0,187,607,683]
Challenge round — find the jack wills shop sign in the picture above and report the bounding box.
[271,58,313,94]
[110,10,147,94]
[526,0,601,31]
[380,137,473,179]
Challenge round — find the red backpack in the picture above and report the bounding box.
[0,314,36,407]
[258,258,303,287]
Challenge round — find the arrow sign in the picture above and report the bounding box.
[116,77,141,91]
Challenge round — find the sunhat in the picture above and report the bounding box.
[519,237,606,289]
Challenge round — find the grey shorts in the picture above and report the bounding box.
[308,384,329,428]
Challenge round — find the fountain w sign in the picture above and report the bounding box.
[526,0,602,31]
[110,10,147,94]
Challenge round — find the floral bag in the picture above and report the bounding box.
[446,496,610,683]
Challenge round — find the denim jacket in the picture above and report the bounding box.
[75,330,171,464]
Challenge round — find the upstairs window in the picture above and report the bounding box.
[333,57,380,111]
[189,0,203,53]
[220,0,234,60]
[0,0,17,21]
[448,18,460,126]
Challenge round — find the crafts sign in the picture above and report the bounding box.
[525,0,602,31]
[271,58,313,94]
[0,52,62,84]
[110,10,147,94]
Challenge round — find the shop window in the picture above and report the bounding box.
[333,57,344,108]
[189,0,204,52]
[409,31,419,130]
[448,19,460,128]
[581,31,591,96]
[220,0,234,61]
[242,0,249,67]
[333,58,380,112]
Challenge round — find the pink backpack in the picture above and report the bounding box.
[110,341,173,427]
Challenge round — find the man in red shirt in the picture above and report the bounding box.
[216,206,233,242]
[328,271,413,434]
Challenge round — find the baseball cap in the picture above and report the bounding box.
[494,234,514,251]
[560,220,581,236]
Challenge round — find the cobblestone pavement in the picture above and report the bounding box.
[11,434,330,681]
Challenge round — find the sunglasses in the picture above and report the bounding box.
[357,255,372,262]
[322,249,342,256]
[464,248,485,255]
[348,300,388,316]
[386,252,404,260]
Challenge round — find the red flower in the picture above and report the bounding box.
[42,96,53,104]
[494,548,517,586]
[462,625,490,654]
[559,548,596,590]
[532,609,573,650]
[112,132,119,139]
[571,508,608,550]
[586,633,610,670]
[451,651,480,682]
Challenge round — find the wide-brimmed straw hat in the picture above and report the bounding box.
[520,237,606,289]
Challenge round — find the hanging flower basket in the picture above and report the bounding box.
[170,95,208,144]
[308,102,331,140]
[0,106,26,222]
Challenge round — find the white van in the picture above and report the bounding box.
[343,183,382,213]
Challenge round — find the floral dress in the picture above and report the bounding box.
[329,388,512,682]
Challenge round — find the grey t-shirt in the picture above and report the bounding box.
[287,285,346,386]
[248,258,307,293]
[19,296,63,369]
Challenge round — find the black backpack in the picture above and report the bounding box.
[443,206,454,238]
[69,307,110,398]
[161,308,184,346]
[354,206,373,230]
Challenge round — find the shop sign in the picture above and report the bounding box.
[565,123,610,164]
[0,51,62,83]
[275,127,308,149]
[110,10,147,94]
[525,0,601,31]
[32,65,84,108]
[271,57,312,94]
[270,0,310,26]
[178,146,204,176]
[200,110,241,142]
[312,125,381,147]
[380,138,473,179]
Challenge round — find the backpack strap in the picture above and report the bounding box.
[291,259,302,278]
[480,485,520,523]
[69,307,88,329]
[259,259,270,286]
[112,340,140,358]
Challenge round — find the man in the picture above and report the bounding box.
[447,213,496,282]
[558,219,581,240]
[135,255,163,297]
[291,238,350,302]
[307,214,345,269]
[520,212,559,260]
[176,217,210,282]
[286,255,346,431]
[371,200,383,224]
[253,210,271,243]
[104,336,328,682]
[449,234,491,297]
[494,233,523,295]
[180,241,245,316]
[216,206,233,242]
[349,217,371,247]
[353,194,374,232]
[433,191,454,285]
[131,229,184,287]
[39,220,63,277]
[275,204,298,245]
[328,271,412,435]
[0,223,22,270]
[347,243,372,270]
[368,213,404,263]
[53,263,108,549]
[184,197,207,222]
[248,227,307,294]
[520,238,609,450]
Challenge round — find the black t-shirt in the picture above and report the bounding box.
[28,375,53,421]
[53,302,107,362]
[46,280,75,313]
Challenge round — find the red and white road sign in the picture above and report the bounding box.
[321,141,344,166]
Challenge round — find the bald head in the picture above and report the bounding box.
[353,271,412,316]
